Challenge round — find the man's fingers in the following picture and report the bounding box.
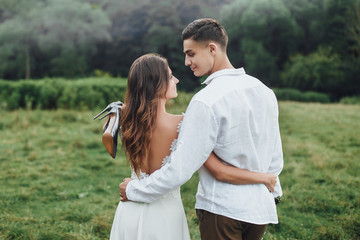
[120,196,128,201]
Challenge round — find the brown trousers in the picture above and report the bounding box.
[196,209,268,240]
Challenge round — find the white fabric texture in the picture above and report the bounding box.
[109,123,190,240]
[126,68,284,225]
[109,187,190,240]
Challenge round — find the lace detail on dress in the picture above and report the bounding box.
[161,120,183,167]
[170,139,178,151]
[161,155,171,167]
[131,169,149,180]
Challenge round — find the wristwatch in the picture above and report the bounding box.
[275,196,282,205]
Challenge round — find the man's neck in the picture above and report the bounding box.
[210,55,234,75]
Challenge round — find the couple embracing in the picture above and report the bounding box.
[109,18,283,240]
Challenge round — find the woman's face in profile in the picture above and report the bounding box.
[165,66,179,100]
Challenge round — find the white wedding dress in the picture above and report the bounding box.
[109,123,190,240]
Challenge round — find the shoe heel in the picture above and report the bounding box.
[102,115,109,132]
[94,101,123,158]
[93,106,109,120]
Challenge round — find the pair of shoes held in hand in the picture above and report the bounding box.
[93,101,123,158]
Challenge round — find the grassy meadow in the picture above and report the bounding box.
[0,99,359,240]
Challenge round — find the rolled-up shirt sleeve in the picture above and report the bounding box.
[126,100,219,203]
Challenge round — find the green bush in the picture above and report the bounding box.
[8,90,22,110]
[3,81,42,110]
[302,91,330,103]
[281,47,345,94]
[0,78,127,110]
[273,88,330,103]
[339,95,360,105]
[273,88,303,101]
[39,80,65,109]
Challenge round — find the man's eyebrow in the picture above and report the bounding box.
[184,49,192,54]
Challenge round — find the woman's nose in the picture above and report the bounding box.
[174,77,179,84]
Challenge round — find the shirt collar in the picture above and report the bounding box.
[202,68,246,85]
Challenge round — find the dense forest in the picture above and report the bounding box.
[0,0,359,99]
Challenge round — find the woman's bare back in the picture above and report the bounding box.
[140,113,183,175]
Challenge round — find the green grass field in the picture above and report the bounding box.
[0,100,359,240]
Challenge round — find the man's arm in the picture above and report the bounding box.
[203,153,277,192]
[122,100,218,203]
[268,99,284,198]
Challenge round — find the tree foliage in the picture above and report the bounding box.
[346,0,360,62]
[0,0,111,79]
[0,0,359,98]
[281,47,345,97]
[89,0,228,90]
[221,0,301,86]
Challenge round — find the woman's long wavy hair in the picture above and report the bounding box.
[120,53,170,176]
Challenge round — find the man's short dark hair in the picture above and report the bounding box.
[182,18,228,50]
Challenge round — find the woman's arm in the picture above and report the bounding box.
[204,152,277,192]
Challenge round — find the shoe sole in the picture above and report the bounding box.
[102,113,117,158]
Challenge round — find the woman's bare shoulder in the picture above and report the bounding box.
[171,114,184,123]
[156,113,183,131]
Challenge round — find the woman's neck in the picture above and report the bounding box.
[157,98,168,115]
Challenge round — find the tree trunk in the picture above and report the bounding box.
[25,46,30,79]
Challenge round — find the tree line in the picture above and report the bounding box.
[0,0,359,100]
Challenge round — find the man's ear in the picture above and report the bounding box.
[209,43,217,55]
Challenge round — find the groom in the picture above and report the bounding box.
[120,18,283,240]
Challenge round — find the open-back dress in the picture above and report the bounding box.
[109,121,190,240]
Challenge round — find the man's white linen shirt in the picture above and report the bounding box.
[126,68,284,224]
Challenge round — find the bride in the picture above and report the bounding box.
[109,53,277,240]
